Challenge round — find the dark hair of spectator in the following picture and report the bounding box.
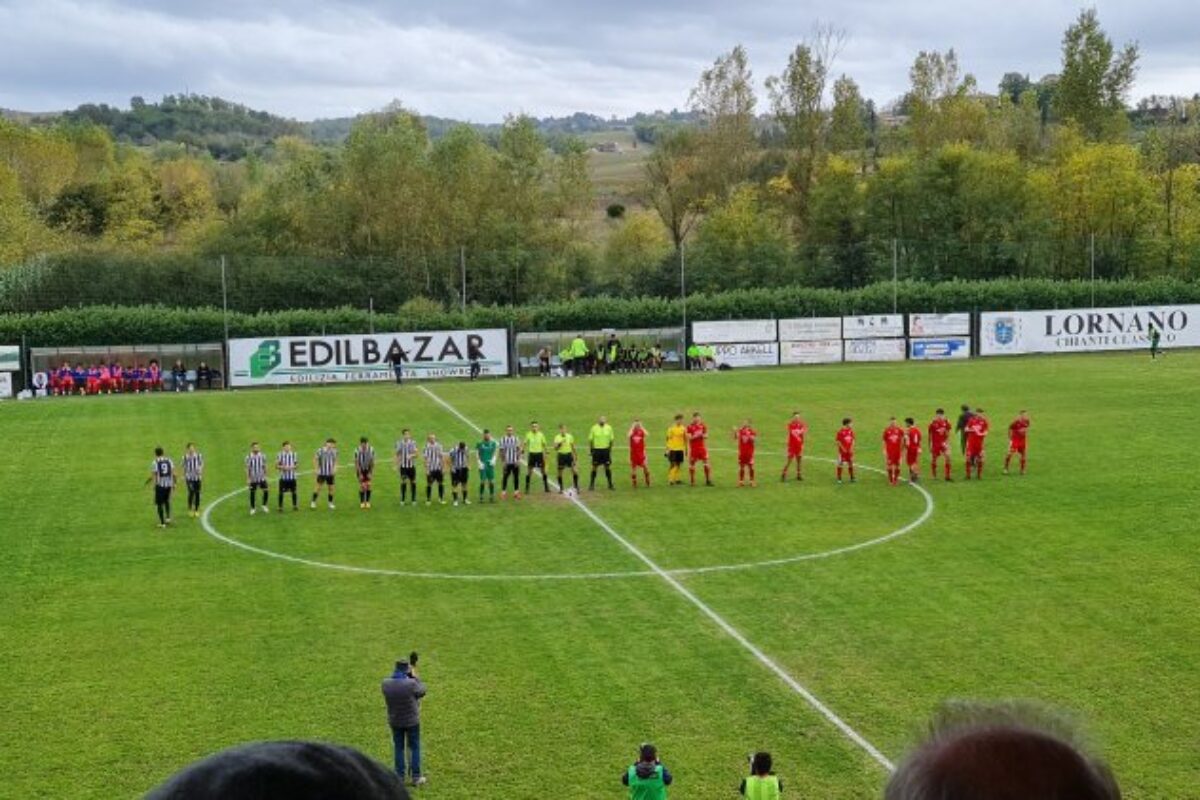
[751,751,773,775]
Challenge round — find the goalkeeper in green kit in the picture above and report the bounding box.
[476,430,498,503]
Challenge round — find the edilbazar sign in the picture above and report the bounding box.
[229,330,509,386]
[980,305,1200,355]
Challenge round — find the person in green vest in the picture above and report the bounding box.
[570,334,589,376]
[587,414,616,491]
[740,752,782,799]
[685,343,700,371]
[703,344,717,370]
[558,347,573,377]
[622,743,673,799]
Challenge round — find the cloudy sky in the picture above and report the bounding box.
[1,1,1196,121]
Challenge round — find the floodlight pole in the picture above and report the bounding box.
[220,255,230,390]
[460,246,467,313]
[892,237,898,314]
[680,244,688,365]
[1089,232,1096,306]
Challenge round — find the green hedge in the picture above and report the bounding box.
[2,277,1198,347]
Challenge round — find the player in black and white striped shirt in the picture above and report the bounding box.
[311,438,337,510]
[355,436,376,509]
[395,429,419,506]
[182,442,204,518]
[145,446,175,528]
[246,442,269,514]
[498,425,523,500]
[422,434,446,505]
[276,441,299,511]
[449,441,472,506]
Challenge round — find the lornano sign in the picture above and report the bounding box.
[980,306,1200,355]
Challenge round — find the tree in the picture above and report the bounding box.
[688,186,795,292]
[641,128,704,251]
[689,45,758,201]
[828,75,868,160]
[602,210,672,294]
[999,72,1032,104]
[1054,8,1139,140]
[0,164,56,265]
[907,49,987,152]
[806,156,869,287]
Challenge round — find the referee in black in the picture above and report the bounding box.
[146,446,175,529]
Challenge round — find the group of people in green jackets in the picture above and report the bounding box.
[622,744,782,799]
[546,334,666,376]
[686,343,717,370]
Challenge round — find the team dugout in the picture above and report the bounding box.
[515,328,685,377]
[31,343,226,392]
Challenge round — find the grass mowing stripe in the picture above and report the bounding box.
[418,384,898,773]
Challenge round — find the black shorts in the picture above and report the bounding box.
[186,479,201,493]
[154,485,171,505]
[452,467,469,485]
[400,466,416,481]
[528,453,546,471]
[249,480,268,491]
[667,450,685,465]
[503,463,520,476]
[279,478,297,492]
[591,448,612,466]
[557,453,575,469]
[427,469,444,483]
[317,474,335,486]
[358,469,373,482]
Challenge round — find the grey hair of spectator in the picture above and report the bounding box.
[884,702,1120,800]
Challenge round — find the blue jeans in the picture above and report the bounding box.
[391,724,421,778]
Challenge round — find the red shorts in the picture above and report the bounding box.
[966,445,984,459]
[689,449,708,463]
[885,451,902,467]
[787,444,804,458]
[1009,439,1026,454]
[930,439,950,456]
[838,450,854,464]
[905,449,920,467]
[738,451,755,466]
[630,452,647,468]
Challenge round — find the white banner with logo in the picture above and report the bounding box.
[0,345,19,372]
[844,338,907,362]
[692,319,777,344]
[842,314,905,339]
[229,329,509,387]
[980,305,1200,356]
[909,313,970,337]
[779,339,843,365]
[712,341,779,368]
[910,337,971,360]
[0,372,11,398]
[778,317,842,342]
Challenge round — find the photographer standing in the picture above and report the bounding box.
[622,743,672,799]
[382,656,427,787]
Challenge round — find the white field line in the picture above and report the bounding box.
[417,385,897,772]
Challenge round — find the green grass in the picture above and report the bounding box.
[2,353,1198,798]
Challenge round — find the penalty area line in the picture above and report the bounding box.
[416,384,896,773]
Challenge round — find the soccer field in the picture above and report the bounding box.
[2,353,1198,799]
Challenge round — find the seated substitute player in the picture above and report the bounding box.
[182,442,204,519]
[498,425,523,500]
[782,411,808,482]
[1004,410,1031,475]
[311,438,338,510]
[904,417,922,484]
[928,408,953,482]
[246,442,270,515]
[883,417,905,486]
[687,412,713,486]
[588,415,616,491]
[476,430,498,503]
[423,433,447,505]
[395,429,419,506]
[355,436,376,509]
[734,419,757,487]
[628,419,651,488]
[554,424,580,493]
[276,441,299,511]
[836,418,856,484]
[449,441,472,506]
[665,414,687,486]
[964,408,990,480]
[145,446,175,528]
[524,422,551,494]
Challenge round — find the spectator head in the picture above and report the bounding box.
[639,743,657,763]
[750,751,773,776]
[145,740,409,800]
[885,703,1120,800]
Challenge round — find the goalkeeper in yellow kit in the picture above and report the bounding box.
[665,414,688,486]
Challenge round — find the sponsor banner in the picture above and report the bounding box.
[780,339,843,365]
[844,338,907,362]
[910,313,970,337]
[778,317,842,342]
[980,305,1200,356]
[712,341,779,368]
[842,314,905,339]
[0,345,19,372]
[910,337,971,360]
[692,319,777,344]
[229,329,509,387]
[0,372,11,398]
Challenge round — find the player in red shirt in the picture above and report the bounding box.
[781,411,808,482]
[964,408,990,479]
[687,412,713,486]
[835,417,856,483]
[733,419,757,487]
[1004,410,1031,475]
[904,417,922,483]
[928,408,953,481]
[882,417,905,486]
[628,418,651,488]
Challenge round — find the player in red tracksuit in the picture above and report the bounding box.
[733,420,757,487]
[928,408,953,481]
[1004,410,1031,475]
[687,412,712,486]
[835,418,856,483]
[781,412,808,482]
[882,418,905,486]
[964,409,990,480]
[904,417,922,483]
[628,419,651,488]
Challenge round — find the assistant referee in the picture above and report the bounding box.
[588,415,616,490]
